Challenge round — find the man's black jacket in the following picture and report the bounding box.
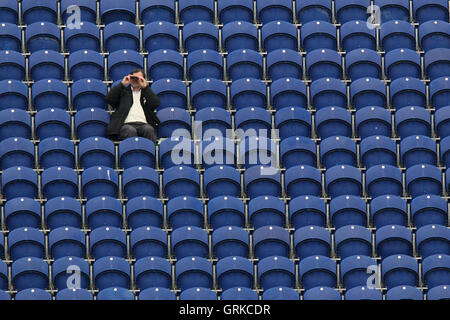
[106,82,160,140]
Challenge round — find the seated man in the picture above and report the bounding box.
[106,68,160,142]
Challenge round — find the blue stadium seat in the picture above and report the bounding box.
[35,110,71,143]
[422,254,450,288]
[435,106,450,138]
[297,0,332,24]
[231,78,267,110]
[417,225,450,258]
[204,166,241,199]
[391,77,426,109]
[346,49,382,80]
[171,226,209,259]
[356,107,392,139]
[148,49,183,81]
[272,79,308,110]
[428,285,450,300]
[341,20,377,52]
[131,227,168,259]
[289,195,326,229]
[430,77,450,110]
[45,196,82,229]
[386,285,423,300]
[380,21,416,53]
[0,109,31,140]
[0,23,21,52]
[26,22,60,53]
[267,49,303,81]
[301,21,337,52]
[159,137,194,169]
[32,79,68,111]
[90,227,127,259]
[61,0,97,24]
[330,195,367,229]
[261,21,298,52]
[254,226,290,259]
[152,78,187,110]
[310,77,347,110]
[134,256,171,289]
[0,0,18,24]
[79,137,115,169]
[413,0,448,24]
[163,166,200,198]
[143,21,179,53]
[227,49,263,81]
[244,165,282,198]
[294,226,331,259]
[72,79,108,111]
[257,0,293,23]
[167,196,203,230]
[375,225,413,258]
[139,287,176,300]
[108,49,143,82]
[411,195,447,229]
[249,195,285,229]
[82,166,118,199]
[222,21,258,52]
[350,77,386,109]
[175,256,213,290]
[216,256,253,290]
[140,0,175,24]
[382,254,419,289]
[345,286,383,300]
[258,256,295,289]
[22,0,57,24]
[97,288,134,300]
[396,106,431,138]
[440,135,450,169]
[307,49,342,81]
[2,166,37,200]
[0,256,4,280]
[340,255,377,289]
[191,80,226,112]
[419,20,450,52]
[157,108,191,138]
[303,287,341,300]
[299,255,337,290]
[0,137,34,170]
[41,166,78,199]
[188,50,223,81]
[201,137,235,168]
[100,0,135,24]
[0,80,28,111]
[371,195,408,228]
[4,197,40,231]
[9,227,45,260]
[401,135,437,168]
[104,21,139,52]
[212,226,249,258]
[218,0,253,24]
[126,196,164,229]
[0,50,26,81]
[366,165,403,198]
[64,21,100,53]
[285,165,322,198]
[56,289,93,300]
[75,108,110,140]
[12,257,48,291]
[86,196,123,229]
[374,0,410,22]
[263,287,299,300]
[385,49,421,80]
[222,287,258,300]
[123,166,159,199]
[335,0,371,24]
[179,0,214,24]
[15,289,52,300]
[360,136,396,168]
[180,287,217,300]
[236,109,271,141]
[94,257,131,290]
[406,164,442,197]
[53,257,89,292]
[195,108,231,139]
[325,165,362,197]
[425,48,450,80]
[320,136,357,168]
[280,136,317,169]
[183,21,219,52]
[49,227,86,260]
[68,50,104,82]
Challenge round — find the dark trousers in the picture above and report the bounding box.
[120,122,157,142]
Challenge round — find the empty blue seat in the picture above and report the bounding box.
[285,165,322,198]
[159,137,194,169]
[330,195,367,229]
[222,21,258,52]
[297,0,332,23]
[26,22,60,53]
[391,77,426,109]
[382,254,419,289]
[0,80,28,111]
[254,226,290,259]
[307,49,342,81]
[280,136,317,169]
[413,0,448,24]
[2,166,37,200]
[201,137,235,168]
[341,20,377,52]
[289,195,326,229]
[139,287,176,300]
[346,49,382,80]
[422,254,450,288]
[263,286,299,300]
[267,49,303,81]
[386,285,423,300]
[45,196,82,229]
[183,21,219,52]
[212,226,249,259]
[68,50,104,82]
[257,0,292,23]
[216,256,253,290]
[86,196,123,229]
[143,21,179,53]
[222,287,258,300]
[273,104,310,138]
[204,166,241,199]
[126,196,164,229]
[350,77,386,109]
[417,225,450,258]
[140,0,175,24]
[406,164,442,197]
[9,227,45,260]
[376,225,413,259]
[320,136,357,168]
[261,21,298,52]
[0,0,18,24]
[436,106,450,138]
[104,21,139,52]
[428,285,450,300]
[72,79,107,111]
[167,196,203,230]
[42,166,78,199]
[299,255,337,290]
[100,0,135,24]
[303,287,341,300]
[227,49,263,81]
[148,49,183,81]
[12,257,48,291]
[325,165,362,197]
[36,109,71,140]
[0,109,31,140]
[191,80,226,112]
[258,256,295,289]
[231,78,266,110]
[79,137,115,169]
[425,48,450,81]
[340,255,377,289]
[32,79,68,111]
[188,50,223,81]
[371,195,408,228]
[61,0,97,24]
[75,108,110,140]
[301,21,337,52]
[335,0,371,24]
[15,288,52,300]
[419,20,450,52]
[94,256,131,290]
[272,78,308,110]
[90,227,127,259]
[356,106,392,139]
[310,77,347,110]
[0,137,34,170]
[179,0,214,24]
[171,226,208,259]
[430,77,450,110]
[22,0,57,24]
[294,226,331,259]
[0,50,25,81]
[134,256,171,289]
[4,197,40,231]
[151,78,187,110]
[64,21,100,53]
[180,287,217,300]
[249,195,285,229]
[49,227,86,259]
[108,49,143,82]
[396,106,431,138]
[366,165,403,198]
[0,260,5,286]
[97,288,134,300]
[82,166,118,199]
[163,166,200,198]
[374,0,410,22]
[440,135,450,169]
[411,195,447,229]
[0,23,21,52]
[401,135,437,168]
[345,286,383,300]
[56,289,93,300]
[123,166,159,199]
[131,227,168,259]
[385,49,421,80]
[30,50,64,81]
[360,136,396,168]
[244,165,281,198]
[218,0,253,24]
[175,256,213,290]
[380,20,416,53]
[195,108,231,139]
[157,108,191,138]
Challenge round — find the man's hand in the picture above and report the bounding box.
[122,75,131,86]
[136,74,148,88]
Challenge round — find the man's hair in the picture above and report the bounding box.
[130,68,146,78]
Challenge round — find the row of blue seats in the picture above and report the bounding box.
[2,0,448,25]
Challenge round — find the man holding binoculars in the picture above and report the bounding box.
[106,69,160,142]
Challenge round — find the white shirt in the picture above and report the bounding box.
[124,89,148,124]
